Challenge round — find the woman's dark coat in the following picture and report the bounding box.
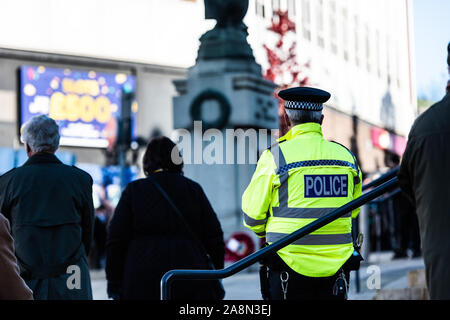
[105,172,225,300]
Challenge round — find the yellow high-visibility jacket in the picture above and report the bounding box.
[242,123,363,277]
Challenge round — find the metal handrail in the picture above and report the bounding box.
[160,168,400,300]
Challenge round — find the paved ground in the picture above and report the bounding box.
[91,252,425,300]
[347,253,425,300]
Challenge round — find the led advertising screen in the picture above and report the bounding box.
[19,65,137,148]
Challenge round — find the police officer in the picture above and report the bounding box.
[242,87,363,300]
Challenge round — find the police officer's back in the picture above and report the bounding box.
[242,87,363,300]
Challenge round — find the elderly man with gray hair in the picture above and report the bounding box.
[0,115,94,300]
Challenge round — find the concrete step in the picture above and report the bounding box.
[408,269,427,288]
[373,269,429,300]
[374,287,429,300]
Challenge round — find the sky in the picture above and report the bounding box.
[413,0,450,101]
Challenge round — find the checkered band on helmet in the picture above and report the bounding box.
[285,101,323,111]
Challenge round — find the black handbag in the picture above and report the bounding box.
[147,175,226,300]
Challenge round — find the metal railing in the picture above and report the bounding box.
[160,167,400,300]
[362,167,399,192]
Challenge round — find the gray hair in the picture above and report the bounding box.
[285,108,322,125]
[21,115,60,153]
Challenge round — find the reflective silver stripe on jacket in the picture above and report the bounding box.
[255,231,266,237]
[266,232,353,245]
[269,144,354,220]
[243,212,267,227]
[270,144,288,208]
[271,206,352,219]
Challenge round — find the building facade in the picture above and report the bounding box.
[0,0,417,236]
[247,0,417,175]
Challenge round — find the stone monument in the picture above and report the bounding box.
[173,0,278,238]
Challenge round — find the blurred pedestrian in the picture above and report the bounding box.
[0,115,95,300]
[90,203,110,269]
[389,188,421,258]
[105,136,224,300]
[385,155,421,259]
[0,213,33,300]
[399,42,450,299]
[89,186,114,270]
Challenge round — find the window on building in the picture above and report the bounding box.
[256,0,266,18]
[316,0,324,48]
[395,42,401,88]
[329,0,337,55]
[287,0,296,18]
[342,7,349,61]
[354,16,360,66]
[376,30,381,78]
[386,35,399,87]
[301,0,311,41]
[386,35,391,83]
[365,25,371,72]
[272,0,280,12]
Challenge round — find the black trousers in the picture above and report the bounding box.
[390,193,421,256]
[265,267,350,300]
[261,254,351,300]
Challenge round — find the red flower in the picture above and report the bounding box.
[262,10,311,135]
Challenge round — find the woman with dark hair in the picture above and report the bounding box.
[105,136,224,300]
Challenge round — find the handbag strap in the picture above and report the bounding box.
[147,175,212,263]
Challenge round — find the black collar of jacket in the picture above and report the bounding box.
[23,152,62,166]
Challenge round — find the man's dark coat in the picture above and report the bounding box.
[399,92,450,299]
[0,152,94,300]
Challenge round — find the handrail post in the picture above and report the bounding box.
[359,204,370,263]
[161,271,173,301]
